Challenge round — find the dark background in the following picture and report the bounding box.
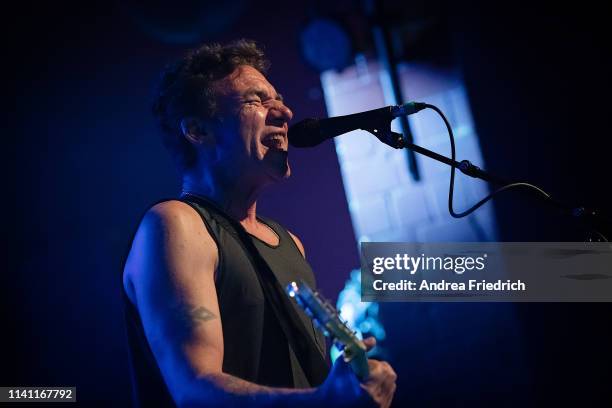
[4,1,611,406]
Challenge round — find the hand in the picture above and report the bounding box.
[360,337,397,408]
[317,337,397,408]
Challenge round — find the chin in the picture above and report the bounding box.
[267,162,291,182]
[261,149,290,181]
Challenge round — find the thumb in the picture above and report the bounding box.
[362,336,377,351]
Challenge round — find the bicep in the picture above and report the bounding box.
[125,202,223,398]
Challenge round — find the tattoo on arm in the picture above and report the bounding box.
[177,305,217,328]
[190,306,216,325]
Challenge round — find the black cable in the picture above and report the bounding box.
[423,103,608,241]
[422,103,553,219]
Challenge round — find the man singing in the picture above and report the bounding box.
[122,39,396,407]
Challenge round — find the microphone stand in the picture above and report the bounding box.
[366,126,611,241]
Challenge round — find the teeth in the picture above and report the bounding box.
[262,133,286,150]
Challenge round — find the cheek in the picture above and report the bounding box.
[238,108,267,151]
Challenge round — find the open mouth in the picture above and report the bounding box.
[261,133,287,151]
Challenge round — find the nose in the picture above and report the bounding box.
[268,100,293,124]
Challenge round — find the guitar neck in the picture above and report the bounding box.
[286,280,370,380]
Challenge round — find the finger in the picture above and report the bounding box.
[371,360,395,380]
[382,384,396,408]
[386,383,397,408]
[362,336,377,351]
[364,361,392,405]
[381,372,395,390]
[382,376,396,402]
[365,359,381,381]
[382,361,397,382]
[377,378,395,408]
[378,362,397,408]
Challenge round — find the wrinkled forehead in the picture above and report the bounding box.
[214,65,277,99]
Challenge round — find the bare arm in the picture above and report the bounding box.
[123,201,318,407]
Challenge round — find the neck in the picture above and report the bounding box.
[182,166,264,227]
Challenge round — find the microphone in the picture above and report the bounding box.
[288,101,426,148]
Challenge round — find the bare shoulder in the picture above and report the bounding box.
[146,200,207,230]
[287,230,306,258]
[139,200,218,255]
[123,200,218,302]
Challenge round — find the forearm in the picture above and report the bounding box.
[178,372,321,408]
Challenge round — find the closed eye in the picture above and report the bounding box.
[242,88,282,104]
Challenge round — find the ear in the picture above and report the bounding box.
[180,117,214,146]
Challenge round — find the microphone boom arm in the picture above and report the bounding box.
[363,125,610,241]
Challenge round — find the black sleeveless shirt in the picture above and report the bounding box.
[122,197,328,407]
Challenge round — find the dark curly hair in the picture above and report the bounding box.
[152,39,270,170]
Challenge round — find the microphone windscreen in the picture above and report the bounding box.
[288,118,326,148]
